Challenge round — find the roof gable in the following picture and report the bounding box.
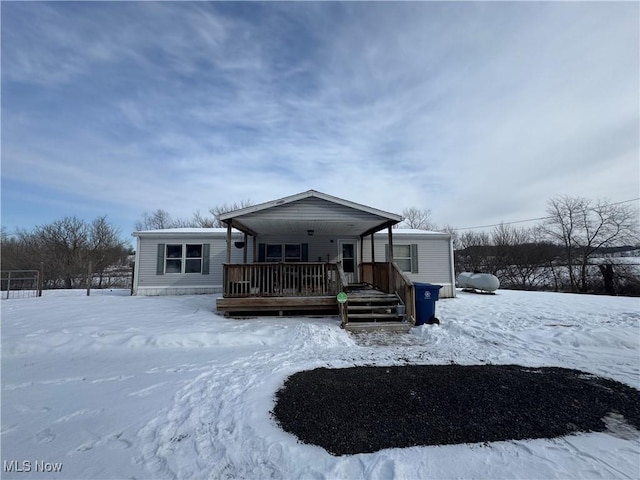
[219,190,402,237]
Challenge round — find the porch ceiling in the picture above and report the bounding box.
[220,190,402,237]
[230,216,394,237]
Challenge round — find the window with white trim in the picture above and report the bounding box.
[386,244,418,273]
[393,245,412,272]
[165,244,203,273]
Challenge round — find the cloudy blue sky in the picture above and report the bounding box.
[2,1,638,242]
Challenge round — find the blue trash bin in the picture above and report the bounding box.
[414,283,443,326]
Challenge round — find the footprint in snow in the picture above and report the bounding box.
[36,428,56,444]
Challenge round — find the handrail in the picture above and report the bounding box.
[391,261,413,287]
[359,261,416,324]
[390,261,416,324]
[336,261,349,292]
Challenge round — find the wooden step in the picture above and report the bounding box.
[345,322,412,333]
[347,296,399,303]
[348,303,397,313]
[347,313,404,320]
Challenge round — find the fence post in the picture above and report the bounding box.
[130,262,135,296]
[38,262,44,297]
[86,261,92,296]
[6,271,11,300]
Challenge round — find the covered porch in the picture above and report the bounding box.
[214,190,416,328]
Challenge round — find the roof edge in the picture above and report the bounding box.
[218,189,403,223]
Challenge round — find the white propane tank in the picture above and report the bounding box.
[457,272,500,292]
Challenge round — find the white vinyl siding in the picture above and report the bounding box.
[362,232,456,298]
[136,233,249,292]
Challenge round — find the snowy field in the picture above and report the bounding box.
[2,289,639,479]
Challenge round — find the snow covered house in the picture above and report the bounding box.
[132,190,456,328]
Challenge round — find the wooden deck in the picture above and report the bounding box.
[216,295,338,316]
[217,262,416,333]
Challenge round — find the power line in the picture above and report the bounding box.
[452,197,640,232]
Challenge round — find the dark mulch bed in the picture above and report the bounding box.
[272,365,640,455]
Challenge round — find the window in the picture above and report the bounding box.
[185,244,203,273]
[165,244,202,273]
[393,245,412,272]
[166,245,183,273]
[386,244,418,273]
[266,244,302,262]
[266,244,283,262]
[284,244,301,261]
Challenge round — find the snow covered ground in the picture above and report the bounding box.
[2,289,639,479]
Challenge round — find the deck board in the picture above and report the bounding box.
[216,295,338,315]
[344,322,412,333]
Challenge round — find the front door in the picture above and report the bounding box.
[338,240,357,284]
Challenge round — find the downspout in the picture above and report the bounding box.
[449,234,456,298]
[132,235,141,295]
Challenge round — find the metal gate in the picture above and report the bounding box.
[1,270,41,299]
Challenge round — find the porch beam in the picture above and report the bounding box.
[360,220,397,238]
[227,219,258,238]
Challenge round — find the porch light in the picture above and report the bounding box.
[307,229,314,236]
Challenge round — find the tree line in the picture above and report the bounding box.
[3,195,635,295]
[451,196,639,295]
[1,216,131,289]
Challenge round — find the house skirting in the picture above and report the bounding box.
[134,286,223,296]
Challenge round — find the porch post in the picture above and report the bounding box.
[243,232,248,264]
[359,236,364,281]
[226,222,232,264]
[253,235,258,263]
[370,233,376,286]
[388,224,394,293]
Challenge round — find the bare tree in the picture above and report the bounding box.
[135,200,254,230]
[35,217,90,288]
[207,200,254,227]
[541,196,638,292]
[491,223,559,289]
[88,216,129,287]
[134,209,184,231]
[440,224,459,249]
[3,217,128,289]
[396,207,436,230]
[455,231,492,274]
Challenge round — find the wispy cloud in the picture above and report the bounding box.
[2,1,637,235]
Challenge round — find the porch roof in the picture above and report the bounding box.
[218,190,403,237]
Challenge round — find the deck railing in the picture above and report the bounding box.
[361,261,415,324]
[223,262,338,297]
[390,262,415,324]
